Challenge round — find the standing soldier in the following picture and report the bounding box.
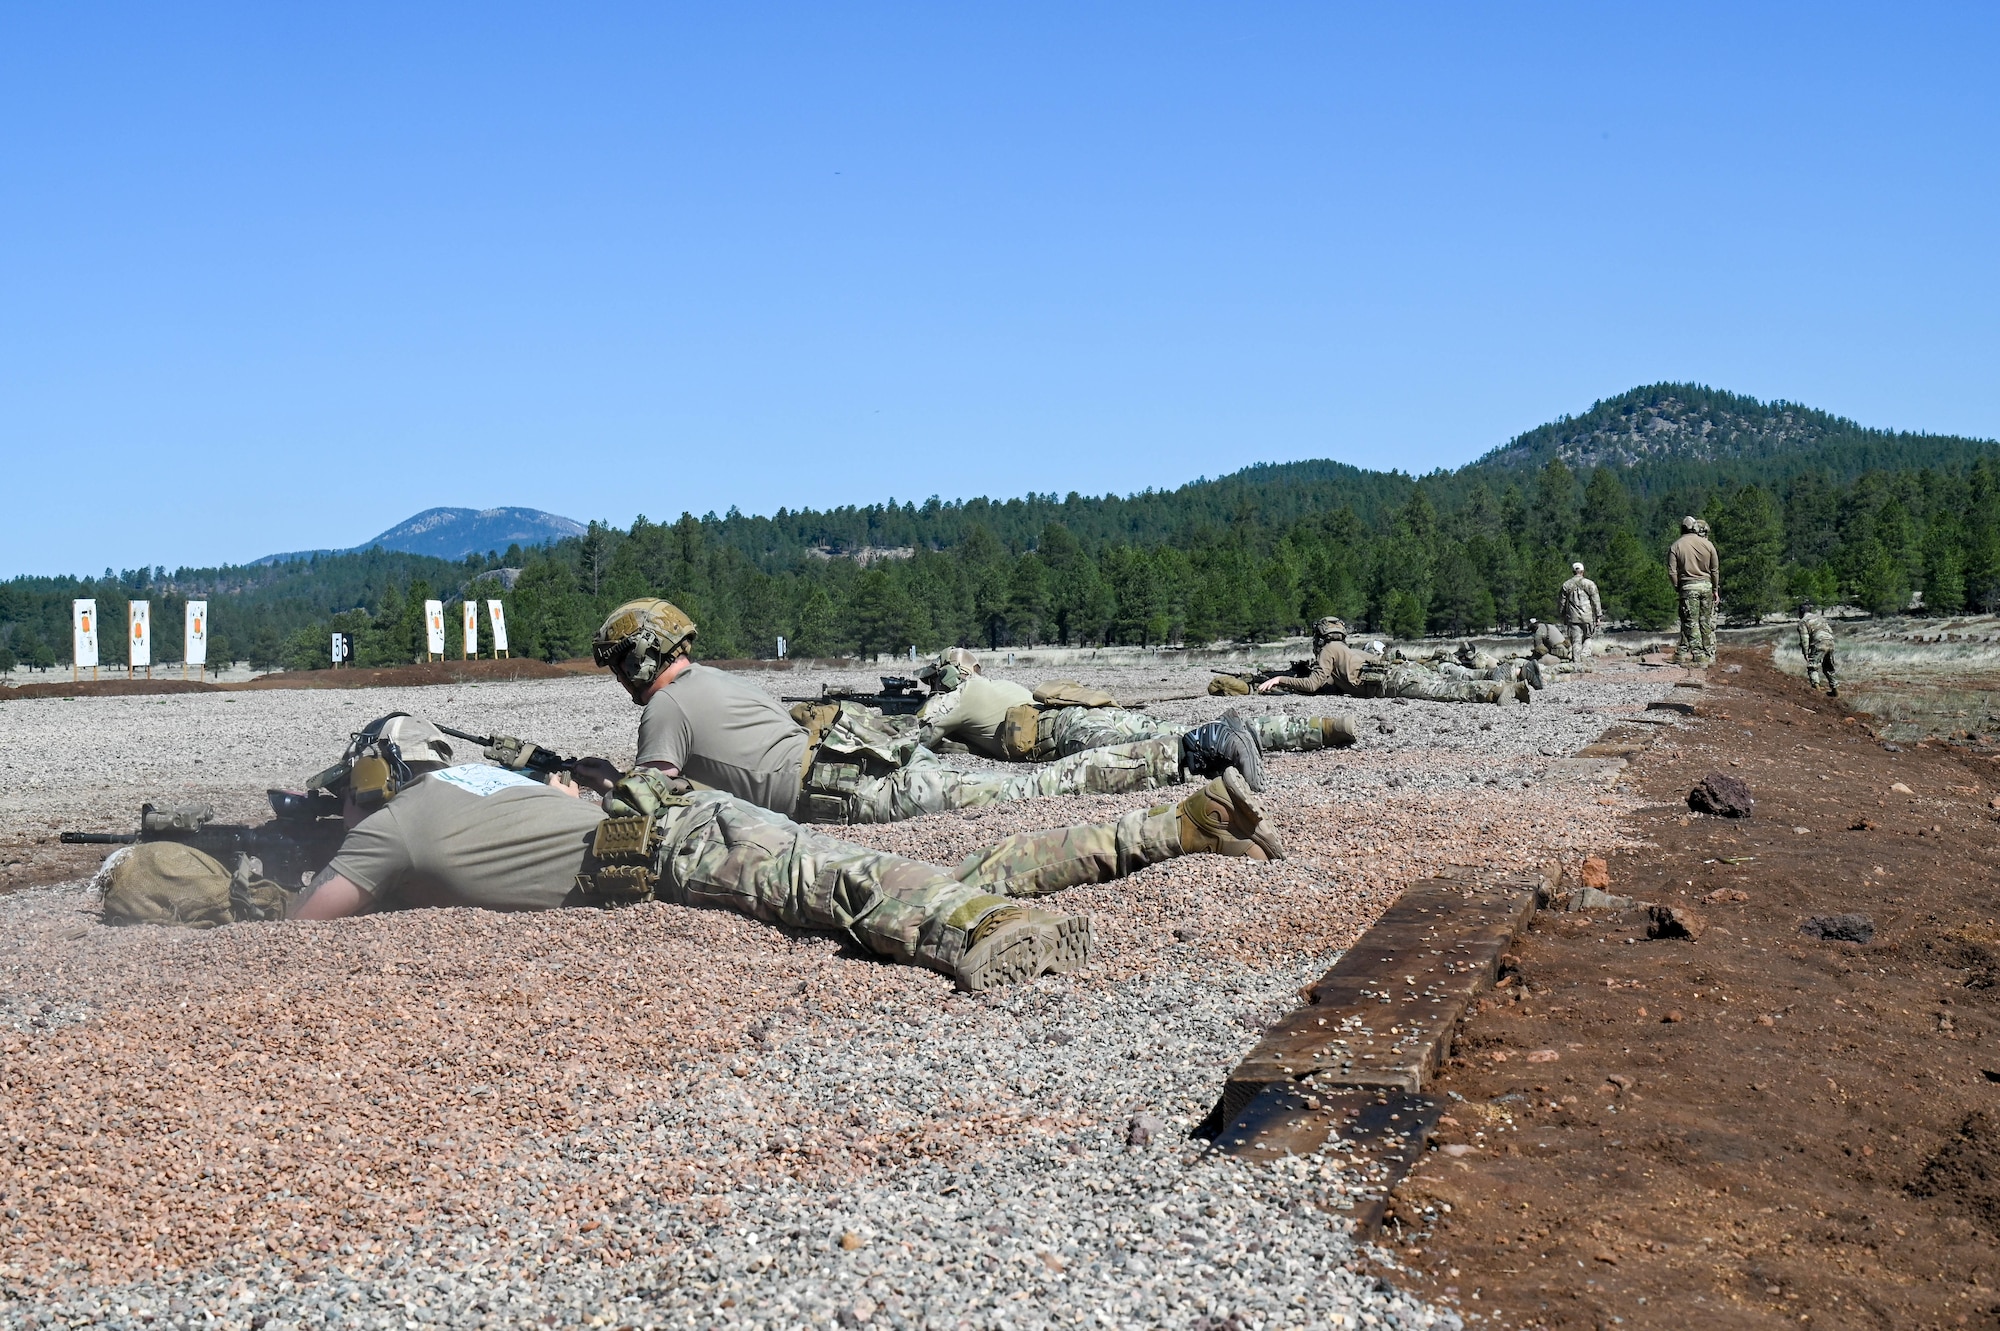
[1668,516,1721,667]
[1798,600,1837,696]
[1560,562,1604,672]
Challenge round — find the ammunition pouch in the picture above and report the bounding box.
[997,704,1042,761]
[603,769,692,819]
[575,813,666,904]
[800,757,869,824]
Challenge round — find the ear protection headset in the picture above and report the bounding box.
[345,713,416,812]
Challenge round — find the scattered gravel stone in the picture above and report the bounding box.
[0,659,1674,1326]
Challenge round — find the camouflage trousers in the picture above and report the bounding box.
[650,791,1180,977]
[807,739,1182,825]
[1805,646,1837,692]
[1564,622,1595,671]
[1382,664,1504,704]
[1677,581,1716,666]
[1029,707,1335,762]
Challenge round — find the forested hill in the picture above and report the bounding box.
[5,382,2000,672]
[698,383,1998,561]
[1475,384,1996,492]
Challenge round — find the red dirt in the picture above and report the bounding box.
[1384,649,2000,1328]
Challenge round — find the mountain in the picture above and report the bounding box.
[257,507,586,565]
[1473,383,1996,480]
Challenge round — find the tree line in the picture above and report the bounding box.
[7,428,2000,672]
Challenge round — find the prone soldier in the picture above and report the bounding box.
[909,648,1358,792]
[94,714,1286,992]
[574,600,1253,824]
[1249,618,1531,705]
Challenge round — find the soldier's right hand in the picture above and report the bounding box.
[571,756,623,793]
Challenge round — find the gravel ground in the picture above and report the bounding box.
[0,659,1680,1328]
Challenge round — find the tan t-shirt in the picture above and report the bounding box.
[1267,640,1376,695]
[637,664,809,816]
[1669,534,1720,591]
[326,766,605,911]
[917,675,1035,757]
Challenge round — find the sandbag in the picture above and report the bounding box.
[101,843,235,928]
[1031,680,1118,709]
[1208,674,1251,696]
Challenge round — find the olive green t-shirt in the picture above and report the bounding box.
[636,664,809,816]
[326,765,605,911]
[918,674,1035,757]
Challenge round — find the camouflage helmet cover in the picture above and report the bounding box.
[1682,515,1700,532]
[917,646,981,691]
[1312,616,1348,642]
[593,598,698,702]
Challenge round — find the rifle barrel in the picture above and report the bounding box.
[61,832,139,844]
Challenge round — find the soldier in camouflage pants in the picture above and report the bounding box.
[1028,707,1349,763]
[817,735,1185,824]
[595,771,1278,990]
[1797,602,1837,695]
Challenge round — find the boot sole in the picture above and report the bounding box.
[1045,914,1094,974]
[1221,711,1266,791]
[954,918,1054,992]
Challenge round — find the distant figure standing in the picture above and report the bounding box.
[1669,516,1721,667]
[1560,562,1604,671]
[1797,600,1837,696]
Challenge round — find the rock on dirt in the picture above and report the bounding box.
[1646,903,1709,940]
[1800,913,1876,944]
[1687,772,1755,817]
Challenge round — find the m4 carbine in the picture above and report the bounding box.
[781,675,928,717]
[62,791,349,890]
[433,724,579,780]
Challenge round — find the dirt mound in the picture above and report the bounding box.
[232,659,590,690]
[3,659,604,701]
[1911,1111,2000,1234]
[4,678,223,699]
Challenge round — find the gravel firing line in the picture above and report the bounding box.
[0,663,1676,1328]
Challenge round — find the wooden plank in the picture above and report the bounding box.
[1211,1086,1445,1238]
[1211,867,1540,1139]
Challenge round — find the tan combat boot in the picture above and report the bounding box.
[1315,715,1359,748]
[1176,768,1285,860]
[954,904,1093,992]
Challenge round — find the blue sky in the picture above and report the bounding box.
[3,3,1996,576]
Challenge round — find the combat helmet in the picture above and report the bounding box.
[917,646,981,693]
[1311,616,1349,644]
[594,599,698,703]
[306,713,456,812]
[1681,515,1700,532]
